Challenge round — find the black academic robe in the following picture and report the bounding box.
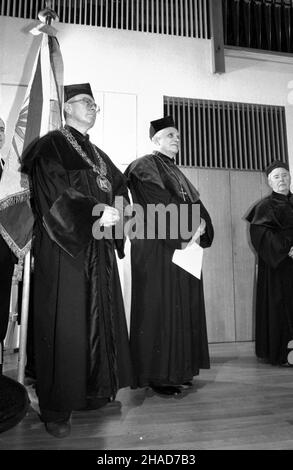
[125,152,214,387]
[0,162,17,345]
[246,191,293,365]
[22,126,132,412]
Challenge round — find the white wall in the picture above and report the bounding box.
[2,16,293,168]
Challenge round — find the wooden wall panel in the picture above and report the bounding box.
[179,168,280,344]
[197,169,235,342]
[181,167,199,189]
[260,172,272,198]
[230,171,262,341]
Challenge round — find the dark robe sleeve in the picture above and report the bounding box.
[113,184,130,259]
[43,187,98,258]
[30,145,100,258]
[247,198,293,269]
[249,224,292,269]
[199,202,214,248]
[246,198,280,229]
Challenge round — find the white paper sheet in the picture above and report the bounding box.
[172,242,204,279]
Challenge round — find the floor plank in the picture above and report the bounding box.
[1,342,293,450]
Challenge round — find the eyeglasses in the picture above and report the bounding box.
[68,98,100,111]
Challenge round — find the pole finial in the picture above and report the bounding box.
[38,1,59,25]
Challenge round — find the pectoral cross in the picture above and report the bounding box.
[180,186,187,201]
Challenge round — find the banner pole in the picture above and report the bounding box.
[17,250,31,384]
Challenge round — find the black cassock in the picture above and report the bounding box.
[22,126,132,413]
[246,191,293,365]
[125,152,214,387]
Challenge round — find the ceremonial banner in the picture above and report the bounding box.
[0,27,64,262]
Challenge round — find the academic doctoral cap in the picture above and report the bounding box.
[149,115,176,139]
[265,160,289,176]
[64,83,94,102]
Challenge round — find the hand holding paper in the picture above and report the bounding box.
[172,242,204,279]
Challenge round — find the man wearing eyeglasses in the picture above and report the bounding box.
[22,83,133,438]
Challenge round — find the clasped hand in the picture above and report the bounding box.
[99,205,120,227]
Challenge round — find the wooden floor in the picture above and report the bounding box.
[1,341,293,450]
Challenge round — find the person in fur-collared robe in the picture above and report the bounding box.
[22,84,132,436]
[246,160,293,366]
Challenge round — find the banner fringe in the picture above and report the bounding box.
[0,190,31,212]
[0,223,32,260]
